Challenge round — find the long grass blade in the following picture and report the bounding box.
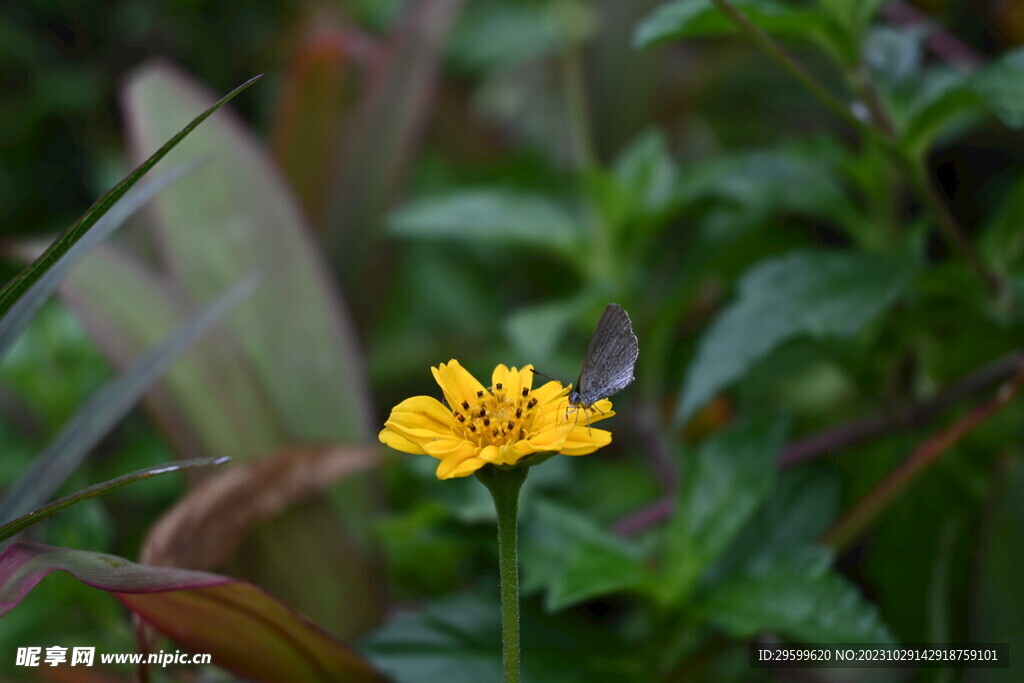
[0,457,228,544]
[0,161,201,359]
[0,275,259,522]
[0,75,262,318]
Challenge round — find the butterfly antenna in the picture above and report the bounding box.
[530,367,564,384]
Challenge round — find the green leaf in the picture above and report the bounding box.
[57,245,281,462]
[361,590,637,683]
[972,47,1024,129]
[0,162,199,360]
[699,546,895,643]
[899,70,983,159]
[592,130,682,236]
[711,466,841,576]
[678,250,910,422]
[0,458,227,544]
[634,0,846,63]
[389,189,582,259]
[979,175,1024,275]
[447,0,565,72]
[522,500,647,612]
[123,63,372,443]
[654,417,788,605]
[679,141,867,239]
[816,0,886,40]
[505,296,591,363]
[0,277,256,523]
[0,543,381,682]
[0,75,261,320]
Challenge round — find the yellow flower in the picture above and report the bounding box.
[379,360,615,479]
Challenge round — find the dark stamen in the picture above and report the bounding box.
[515,408,522,418]
[461,401,469,410]
[477,390,483,398]
[522,387,529,397]
[457,414,465,422]
[492,429,499,437]
[479,408,487,418]
[507,421,514,430]
[469,424,476,432]
[483,418,490,426]
[496,383,503,390]
[528,397,537,408]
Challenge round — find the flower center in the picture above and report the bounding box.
[451,383,539,446]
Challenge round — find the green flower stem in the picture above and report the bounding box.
[477,465,529,683]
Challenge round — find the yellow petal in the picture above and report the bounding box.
[525,423,572,452]
[432,360,486,408]
[479,443,524,466]
[532,380,569,405]
[384,419,451,445]
[434,441,488,479]
[491,364,535,397]
[477,444,503,463]
[422,438,479,460]
[497,444,526,466]
[378,427,427,455]
[560,426,612,455]
[387,395,453,433]
[437,456,486,479]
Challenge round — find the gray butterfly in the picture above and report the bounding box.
[568,303,638,411]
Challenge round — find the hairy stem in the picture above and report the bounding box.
[476,465,528,683]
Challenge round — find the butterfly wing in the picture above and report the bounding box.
[576,303,638,405]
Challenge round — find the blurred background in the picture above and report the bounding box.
[2,0,1024,680]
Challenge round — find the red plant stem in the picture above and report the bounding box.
[822,366,1024,550]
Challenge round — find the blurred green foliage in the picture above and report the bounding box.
[3,0,1024,680]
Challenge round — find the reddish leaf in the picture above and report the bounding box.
[142,446,380,571]
[271,11,360,228]
[0,543,382,683]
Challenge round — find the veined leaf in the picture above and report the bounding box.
[654,417,787,606]
[678,250,909,422]
[0,161,200,360]
[0,457,227,544]
[634,0,847,64]
[0,276,257,523]
[972,46,1024,129]
[0,75,261,319]
[899,71,983,159]
[389,189,582,260]
[361,590,637,683]
[447,0,567,72]
[522,500,647,612]
[699,546,894,643]
[0,543,382,682]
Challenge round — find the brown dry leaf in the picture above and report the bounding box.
[141,445,379,571]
